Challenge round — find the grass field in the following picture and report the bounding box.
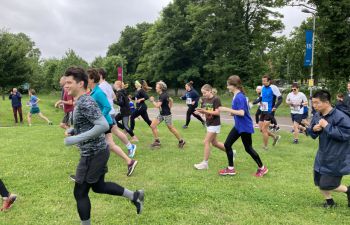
[1,94,350,225]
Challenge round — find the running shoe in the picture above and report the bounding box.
[194,161,208,170]
[254,166,268,177]
[128,144,137,158]
[178,139,186,149]
[219,167,236,176]
[150,140,161,148]
[272,135,281,146]
[131,190,144,214]
[0,194,17,211]
[127,160,138,176]
[182,125,188,129]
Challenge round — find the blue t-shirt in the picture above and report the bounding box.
[232,92,254,134]
[90,85,113,125]
[261,85,281,113]
[30,95,38,108]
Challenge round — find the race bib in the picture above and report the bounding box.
[260,102,268,112]
[186,98,192,105]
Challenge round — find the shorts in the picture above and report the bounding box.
[105,124,114,134]
[62,112,73,125]
[259,113,274,122]
[157,114,172,126]
[30,107,40,114]
[75,147,109,184]
[207,125,221,134]
[314,170,342,190]
[291,113,303,124]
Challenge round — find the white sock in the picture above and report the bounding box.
[228,166,234,170]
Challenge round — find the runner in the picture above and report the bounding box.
[180,81,205,128]
[63,67,144,224]
[219,75,268,177]
[55,76,74,129]
[0,179,17,211]
[286,83,308,144]
[130,80,152,131]
[149,81,186,149]
[27,89,52,126]
[193,84,225,170]
[252,85,262,128]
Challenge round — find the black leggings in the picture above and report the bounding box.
[115,114,135,137]
[224,127,263,168]
[0,179,9,197]
[74,175,124,221]
[185,105,204,126]
[255,108,262,124]
[130,105,152,131]
[271,111,277,126]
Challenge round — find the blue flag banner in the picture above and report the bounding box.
[304,30,313,67]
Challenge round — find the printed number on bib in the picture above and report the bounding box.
[186,98,192,105]
[260,102,268,112]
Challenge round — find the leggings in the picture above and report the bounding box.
[185,105,204,126]
[255,108,261,124]
[115,114,135,137]
[130,105,152,131]
[74,175,124,221]
[224,127,263,168]
[271,111,277,126]
[0,179,9,198]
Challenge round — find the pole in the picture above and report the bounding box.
[310,14,315,99]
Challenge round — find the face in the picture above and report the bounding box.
[262,78,270,87]
[87,78,94,89]
[114,81,122,90]
[156,84,162,94]
[185,84,191,91]
[312,98,329,113]
[226,83,234,93]
[59,77,66,87]
[65,76,83,97]
[13,88,17,93]
[291,87,298,93]
[347,83,350,92]
[256,88,261,94]
[201,89,211,98]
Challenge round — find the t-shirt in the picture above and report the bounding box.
[99,81,116,115]
[158,92,171,116]
[286,92,307,114]
[232,92,254,134]
[133,89,149,108]
[90,85,113,125]
[201,96,221,126]
[30,95,38,108]
[63,91,74,113]
[72,94,107,156]
[261,85,281,113]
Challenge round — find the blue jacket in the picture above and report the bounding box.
[9,92,22,107]
[90,85,113,125]
[181,89,200,107]
[307,108,350,176]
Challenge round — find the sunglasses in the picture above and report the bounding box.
[292,89,297,91]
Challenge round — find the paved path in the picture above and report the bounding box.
[148,104,293,131]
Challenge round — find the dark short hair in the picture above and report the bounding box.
[98,68,107,80]
[64,67,88,89]
[29,89,36,95]
[87,68,100,83]
[337,93,344,98]
[262,75,271,81]
[312,90,331,103]
[292,83,299,88]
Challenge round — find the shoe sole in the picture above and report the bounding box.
[272,136,281,146]
[69,175,76,182]
[194,165,208,170]
[127,161,138,176]
[219,173,236,176]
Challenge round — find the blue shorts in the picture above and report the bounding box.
[291,114,303,124]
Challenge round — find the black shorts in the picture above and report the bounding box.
[314,170,342,190]
[259,113,274,122]
[75,147,109,184]
[105,124,114,134]
[62,112,73,125]
[291,114,303,124]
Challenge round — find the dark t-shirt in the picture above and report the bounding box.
[201,96,221,126]
[159,92,171,116]
[134,89,149,108]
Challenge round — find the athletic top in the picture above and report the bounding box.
[30,95,38,108]
[63,91,74,113]
[261,85,281,113]
[232,92,254,134]
[99,81,116,115]
[115,89,131,116]
[158,92,171,116]
[201,96,221,126]
[133,89,149,108]
[90,85,113,125]
[181,89,200,107]
[286,92,307,114]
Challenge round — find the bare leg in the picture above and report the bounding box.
[105,133,131,165]
[203,132,216,161]
[38,112,50,123]
[150,119,160,139]
[167,125,181,140]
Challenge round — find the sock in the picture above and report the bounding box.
[81,219,91,225]
[228,166,234,170]
[203,160,208,164]
[123,188,134,201]
[155,139,160,143]
[326,198,335,205]
[126,143,132,150]
[259,166,265,170]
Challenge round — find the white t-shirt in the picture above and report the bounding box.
[99,81,116,115]
[286,92,307,114]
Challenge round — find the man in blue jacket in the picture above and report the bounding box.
[307,90,350,208]
[9,88,23,124]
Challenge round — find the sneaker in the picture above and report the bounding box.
[131,190,144,214]
[127,160,138,176]
[194,161,208,170]
[219,167,236,176]
[1,194,17,211]
[293,139,299,144]
[150,140,161,148]
[272,135,281,146]
[255,166,268,177]
[69,175,76,182]
[130,136,139,142]
[178,140,186,149]
[182,125,188,129]
[262,146,268,151]
[128,144,137,158]
[323,202,337,208]
[275,126,280,132]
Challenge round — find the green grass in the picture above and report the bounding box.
[1,95,350,225]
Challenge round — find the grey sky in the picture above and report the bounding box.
[0,0,309,63]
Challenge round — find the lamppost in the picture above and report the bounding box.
[302,8,316,100]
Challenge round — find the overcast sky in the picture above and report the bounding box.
[0,0,310,63]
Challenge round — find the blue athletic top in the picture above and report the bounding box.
[261,85,281,113]
[90,85,113,125]
[232,92,254,134]
[30,95,38,108]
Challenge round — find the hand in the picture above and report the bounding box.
[313,124,322,132]
[64,130,71,137]
[196,108,205,113]
[272,107,276,112]
[318,119,329,128]
[10,91,13,95]
[149,96,155,102]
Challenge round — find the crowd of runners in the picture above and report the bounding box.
[2,68,350,224]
